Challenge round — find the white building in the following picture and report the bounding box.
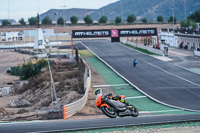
[159,31,178,47]
[24,29,54,37]
[0,32,23,41]
[176,33,200,51]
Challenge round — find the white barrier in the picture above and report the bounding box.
[126,41,163,55]
[63,59,91,119]
[194,50,200,57]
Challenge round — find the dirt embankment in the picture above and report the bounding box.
[0,58,85,121]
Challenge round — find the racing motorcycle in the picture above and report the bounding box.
[96,93,139,118]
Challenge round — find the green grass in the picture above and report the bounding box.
[123,43,158,55]
[79,50,94,57]
[86,57,198,115]
[190,68,200,74]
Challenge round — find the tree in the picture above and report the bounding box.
[115,16,122,24]
[57,17,64,25]
[2,20,11,26]
[168,16,177,24]
[19,18,26,25]
[157,16,163,22]
[181,19,196,29]
[127,14,136,24]
[28,17,37,25]
[70,16,78,24]
[99,16,107,24]
[141,17,147,23]
[42,16,52,25]
[187,9,200,23]
[84,15,93,24]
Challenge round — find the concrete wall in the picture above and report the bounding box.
[194,50,200,57]
[126,41,163,55]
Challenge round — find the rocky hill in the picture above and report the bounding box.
[40,0,200,22]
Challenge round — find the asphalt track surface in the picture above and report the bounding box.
[1,114,200,133]
[81,40,200,111]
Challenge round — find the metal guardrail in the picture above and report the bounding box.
[63,59,91,119]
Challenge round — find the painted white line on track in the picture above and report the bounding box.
[125,96,147,99]
[175,64,200,75]
[140,110,181,114]
[80,41,200,112]
[0,120,47,125]
[148,63,200,87]
[93,84,129,88]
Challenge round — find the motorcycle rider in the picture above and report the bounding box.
[94,88,132,107]
[133,59,137,67]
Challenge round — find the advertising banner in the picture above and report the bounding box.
[72,30,111,38]
[72,28,157,38]
[119,28,157,37]
[111,29,119,37]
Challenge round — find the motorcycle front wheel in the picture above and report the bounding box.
[101,106,117,118]
[131,105,139,117]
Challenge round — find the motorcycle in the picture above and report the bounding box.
[96,93,139,118]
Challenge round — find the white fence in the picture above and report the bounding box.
[126,41,163,55]
[63,59,91,119]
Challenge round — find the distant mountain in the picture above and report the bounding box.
[40,0,200,22]
[39,8,96,22]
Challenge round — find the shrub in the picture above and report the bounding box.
[10,66,22,76]
[10,59,48,80]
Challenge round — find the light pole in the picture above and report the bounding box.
[63,5,66,27]
[120,0,124,23]
[8,0,10,20]
[171,6,175,32]
[171,5,175,47]
[61,5,66,27]
[184,0,187,20]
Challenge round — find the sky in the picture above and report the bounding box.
[0,0,118,21]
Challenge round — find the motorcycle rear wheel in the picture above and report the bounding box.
[101,106,117,118]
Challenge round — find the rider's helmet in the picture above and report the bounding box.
[94,88,103,95]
